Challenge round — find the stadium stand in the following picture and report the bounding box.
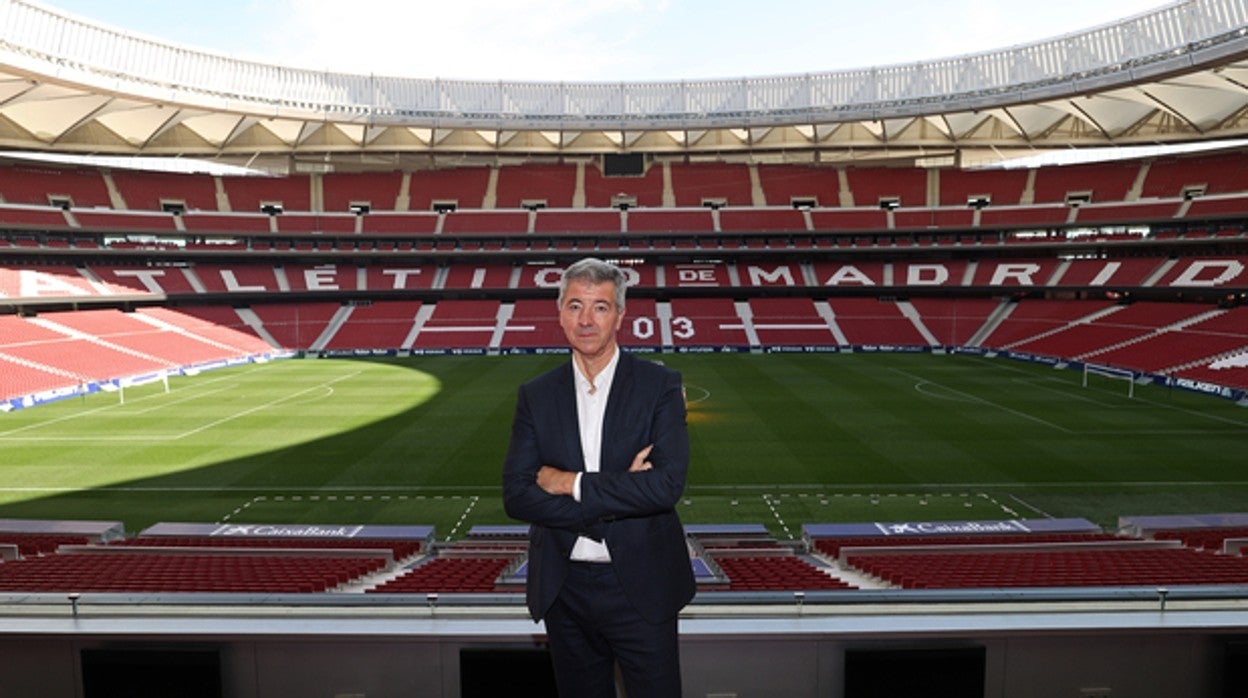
[718,207,809,233]
[321,301,424,350]
[411,300,502,350]
[843,165,927,208]
[665,297,749,347]
[0,549,389,593]
[500,298,566,348]
[906,297,1002,346]
[7,515,1248,596]
[828,298,929,346]
[845,545,1248,588]
[3,5,1248,696]
[368,555,521,594]
[582,160,666,208]
[405,167,492,211]
[322,172,405,213]
[494,163,579,209]
[219,174,312,213]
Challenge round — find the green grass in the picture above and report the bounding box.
[2,353,1246,541]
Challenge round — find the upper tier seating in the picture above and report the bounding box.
[495,164,577,209]
[843,166,927,208]
[219,174,311,213]
[322,172,405,213]
[756,164,839,207]
[1142,151,1248,198]
[0,166,111,207]
[938,167,1030,207]
[670,162,754,207]
[408,168,492,210]
[110,170,219,211]
[582,163,665,208]
[1031,161,1141,204]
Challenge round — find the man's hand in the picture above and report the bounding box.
[538,445,654,496]
[629,444,654,472]
[537,466,577,496]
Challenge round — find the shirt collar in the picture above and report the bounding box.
[572,344,620,395]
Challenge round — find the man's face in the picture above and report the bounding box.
[559,278,624,362]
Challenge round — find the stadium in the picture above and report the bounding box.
[2,0,1248,695]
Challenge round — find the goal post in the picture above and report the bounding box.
[117,370,172,405]
[1082,363,1136,398]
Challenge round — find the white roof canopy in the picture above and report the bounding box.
[1,0,1247,164]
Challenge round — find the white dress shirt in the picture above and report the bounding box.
[568,346,620,562]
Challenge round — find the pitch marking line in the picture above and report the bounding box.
[176,371,360,440]
[0,370,361,442]
[891,367,1072,432]
[211,492,481,541]
[683,383,711,404]
[1010,377,1127,407]
[761,491,1037,526]
[446,495,480,541]
[761,494,794,540]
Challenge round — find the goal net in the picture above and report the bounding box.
[1082,363,1135,398]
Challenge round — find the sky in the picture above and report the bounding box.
[43,0,1173,83]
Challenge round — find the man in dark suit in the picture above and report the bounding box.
[503,257,695,698]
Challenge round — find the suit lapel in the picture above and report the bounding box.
[600,351,632,473]
[556,361,586,471]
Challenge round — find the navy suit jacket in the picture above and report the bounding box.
[502,350,696,624]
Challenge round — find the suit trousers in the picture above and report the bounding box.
[544,561,683,698]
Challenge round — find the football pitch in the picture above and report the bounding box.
[2,352,1246,541]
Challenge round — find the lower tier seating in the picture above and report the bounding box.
[846,547,1248,589]
[0,551,388,593]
